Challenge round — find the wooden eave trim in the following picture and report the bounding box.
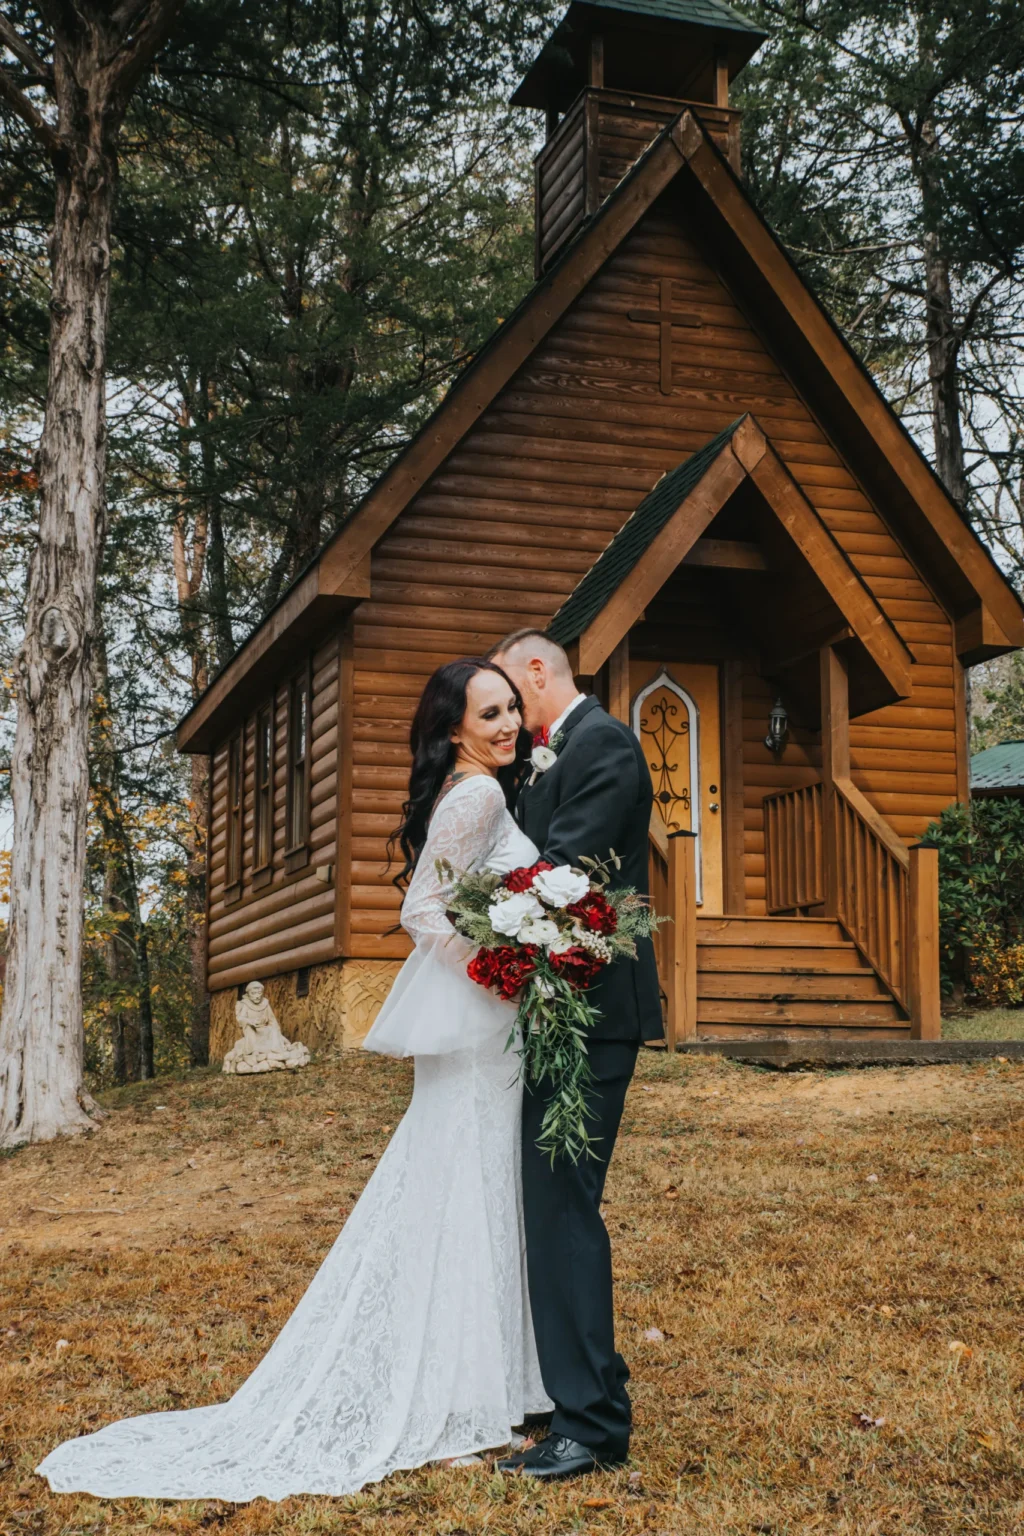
[747,446,914,699]
[574,415,913,703]
[674,123,1024,652]
[176,559,370,754]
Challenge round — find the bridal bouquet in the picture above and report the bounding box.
[436,852,659,1163]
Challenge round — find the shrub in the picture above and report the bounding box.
[919,799,1024,1004]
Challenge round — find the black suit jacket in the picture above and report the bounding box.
[517,697,664,1043]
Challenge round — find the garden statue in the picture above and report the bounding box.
[222,981,311,1074]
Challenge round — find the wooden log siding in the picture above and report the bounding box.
[206,635,341,989]
[337,202,959,946]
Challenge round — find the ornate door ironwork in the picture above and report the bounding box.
[632,668,702,903]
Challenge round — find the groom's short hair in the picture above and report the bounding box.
[489,628,574,679]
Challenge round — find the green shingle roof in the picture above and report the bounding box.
[572,0,764,31]
[970,741,1024,793]
[548,418,744,646]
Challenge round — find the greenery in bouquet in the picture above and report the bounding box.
[435,852,661,1163]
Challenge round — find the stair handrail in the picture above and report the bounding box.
[829,775,909,1010]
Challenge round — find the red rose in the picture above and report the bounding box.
[467,948,501,988]
[549,945,605,990]
[567,890,618,936]
[494,943,540,999]
[469,944,540,999]
[503,860,554,894]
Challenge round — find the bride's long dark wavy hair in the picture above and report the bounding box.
[389,658,528,888]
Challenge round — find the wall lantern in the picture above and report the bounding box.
[764,697,789,756]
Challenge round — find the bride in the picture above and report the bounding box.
[37,658,552,1502]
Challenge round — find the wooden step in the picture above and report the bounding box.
[697,998,903,1026]
[697,943,870,973]
[697,915,846,944]
[698,971,890,1001]
[695,1024,912,1042]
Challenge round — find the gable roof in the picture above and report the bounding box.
[549,419,741,647]
[970,741,1024,795]
[549,413,914,717]
[177,106,1024,753]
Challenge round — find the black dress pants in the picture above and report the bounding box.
[521,1038,638,1457]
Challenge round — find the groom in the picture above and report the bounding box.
[489,630,663,1481]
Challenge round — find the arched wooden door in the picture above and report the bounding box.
[630,663,723,913]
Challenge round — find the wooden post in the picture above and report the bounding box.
[819,644,850,917]
[714,47,729,108]
[608,634,630,723]
[908,844,941,1040]
[666,831,697,1049]
[721,658,745,913]
[589,32,604,88]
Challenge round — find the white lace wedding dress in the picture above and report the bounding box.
[37,774,551,1502]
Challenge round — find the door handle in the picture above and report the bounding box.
[708,803,719,813]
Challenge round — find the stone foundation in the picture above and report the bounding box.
[210,959,403,1062]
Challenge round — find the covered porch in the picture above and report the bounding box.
[547,415,942,1047]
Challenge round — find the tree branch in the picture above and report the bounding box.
[0,58,60,157]
[0,13,52,82]
[109,0,187,107]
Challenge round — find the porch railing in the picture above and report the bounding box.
[763,782,824,914]
[762,774,940,1034]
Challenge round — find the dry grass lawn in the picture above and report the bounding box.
[2,1048,1024,1535]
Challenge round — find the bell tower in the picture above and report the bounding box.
[511,0,766,273]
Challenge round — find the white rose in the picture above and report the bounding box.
[548,930,577,955]
[518,916,561,947]
[533,864,590,908]
[530,744,557,773]
[488,890,544,937]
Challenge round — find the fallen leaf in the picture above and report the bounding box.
[55,1339,70,1354]
[866,1174,879,1184]
[850,1412,885,1430]
[974,1430,1000,1450]
[628,1470,642,1487]
[583,1498,614,1509]
[878,1305,894,1317]
[663,1186,679,1200]
[644,1327,666,1342]
[948,1341,973,1363]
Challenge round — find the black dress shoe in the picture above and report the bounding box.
[496,1434,627,1480]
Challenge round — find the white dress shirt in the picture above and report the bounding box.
[547,692,588,743]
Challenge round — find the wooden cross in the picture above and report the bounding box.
[628,278,701,395]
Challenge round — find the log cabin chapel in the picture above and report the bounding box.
[177,0,1024,1058]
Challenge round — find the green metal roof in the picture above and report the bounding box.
[511,0,766,111]
[548,418,744,646]
[970,740,1024,793]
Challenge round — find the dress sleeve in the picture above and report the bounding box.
[361,775,516,1059]
[401,774,509,954]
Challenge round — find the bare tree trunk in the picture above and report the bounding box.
[188,754,210,1067]
[923,230,968,511]
[171,465,211,1068]
[0,0,186,1145]
[0,129,115,1144]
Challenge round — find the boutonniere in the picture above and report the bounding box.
[527,729,564,786]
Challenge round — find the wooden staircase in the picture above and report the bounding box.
[693,914,909,1039]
